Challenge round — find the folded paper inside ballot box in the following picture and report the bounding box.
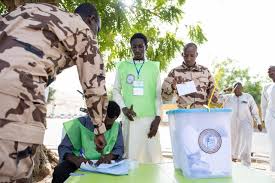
[166,108,232,178]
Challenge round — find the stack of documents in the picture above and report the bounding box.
[80,160,130,175]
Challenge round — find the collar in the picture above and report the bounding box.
[127,59,147,64]
[235,93,243,98]
[182,62,201,71]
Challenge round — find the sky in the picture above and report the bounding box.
[51,0,274,104]
[178,0,274,74]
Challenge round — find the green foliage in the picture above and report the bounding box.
[59,0,207,71]
[245,80,263,106]
[0,1,7,14]
[212,59,267,104]
[212,59,248,89]
[0,0,207,71]
[188,24,208,44]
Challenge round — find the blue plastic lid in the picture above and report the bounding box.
[166,108,232,114]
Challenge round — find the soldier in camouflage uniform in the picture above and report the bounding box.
[0,3,108,182]
[161,43,219,108]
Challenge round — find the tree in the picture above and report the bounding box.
[212,59,266,105]
[0,0,207,71]
[0,1,207,181]
[0,1,6,13]
[0,0,57,12]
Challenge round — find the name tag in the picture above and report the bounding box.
[133,80,144,96]
[176,81,197,96]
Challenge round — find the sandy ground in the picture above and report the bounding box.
[41,118,275,182]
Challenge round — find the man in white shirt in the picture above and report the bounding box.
[261,66,275,171]
[113,33,162,163]
[223,82,262,166]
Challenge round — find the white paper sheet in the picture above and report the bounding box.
[176,81,197,96]
[80,160,129,175]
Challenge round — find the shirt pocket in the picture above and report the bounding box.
[241,100,248,104]
[196,76,209,91]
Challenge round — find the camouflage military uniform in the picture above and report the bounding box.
[161,62,219,108]
[0,3,108,182]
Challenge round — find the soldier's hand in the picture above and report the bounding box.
[172,76,184,90]
[258,124,263,132]
[122,105,136,121]
[148,116,161,138]
[94,134,106,152]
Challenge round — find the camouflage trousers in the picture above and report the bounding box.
[0,139,37,182]
[0,92,46,182]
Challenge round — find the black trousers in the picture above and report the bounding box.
[52,160,78,183]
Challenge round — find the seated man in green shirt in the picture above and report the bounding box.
[52,101,124,183]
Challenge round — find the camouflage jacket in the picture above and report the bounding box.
[161,62,219,108]
[0,3,108,133]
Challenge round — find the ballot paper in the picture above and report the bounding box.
[176,81,197,96]
[80,160,130,175]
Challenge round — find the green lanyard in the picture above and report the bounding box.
[133,60,145,79]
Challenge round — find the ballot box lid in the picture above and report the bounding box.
[166,108,232,114]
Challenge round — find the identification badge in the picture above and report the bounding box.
[133,80,144,96]
[126,74,135,84]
